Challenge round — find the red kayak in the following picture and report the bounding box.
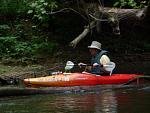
[23,72,143,87]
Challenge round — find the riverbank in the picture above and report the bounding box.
[0,52,150,74]
[0,51,150,86]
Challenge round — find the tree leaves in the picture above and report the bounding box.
[27,0,58,22]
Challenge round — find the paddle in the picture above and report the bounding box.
[65,61,75,71]
[103,62,116,75]
[65,61,116,75]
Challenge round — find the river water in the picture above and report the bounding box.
[0,85,150,113]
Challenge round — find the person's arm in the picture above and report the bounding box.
[99,55,110,72]
[100,55,110,65]
[78,62,92,71]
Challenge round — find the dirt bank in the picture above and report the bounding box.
[0,51,150,86]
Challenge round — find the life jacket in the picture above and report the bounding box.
[91,50,108,74]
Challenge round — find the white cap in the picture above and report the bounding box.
[88,41,101,50]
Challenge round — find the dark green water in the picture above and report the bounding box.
[0,86,150,113]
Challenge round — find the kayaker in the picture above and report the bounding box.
[78,41,111,75]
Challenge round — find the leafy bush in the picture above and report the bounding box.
[0,0,28,19]
[0,36,58,60]
[0,25,11,36]
[0,37,17,57]
[113,0,147,8]
[27,0,58,22]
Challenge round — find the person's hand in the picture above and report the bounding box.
[78,63,87,68]
[92,63,99,68]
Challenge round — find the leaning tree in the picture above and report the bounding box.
[50,0,150,47]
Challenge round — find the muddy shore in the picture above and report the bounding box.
[0,52,150,86]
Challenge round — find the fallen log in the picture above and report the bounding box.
[1,82,150,97]
[69,20,96,48]
[0,87,65,97]
[69,6,150,47]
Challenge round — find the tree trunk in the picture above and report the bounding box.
[69,5,150,47]
[69,21,96,48]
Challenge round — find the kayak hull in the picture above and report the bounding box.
[23,72,143,87]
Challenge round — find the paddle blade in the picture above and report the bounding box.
[103,62,116,75]
[65,61,74,71]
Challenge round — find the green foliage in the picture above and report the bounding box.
[0,37,17,56]
[0,0,28,18]
[113,0,147,8]
[27,0,58,22]
[0,25,11,36]
[0,36,58,60]
[0,25,10,30]
[0,16,59,64]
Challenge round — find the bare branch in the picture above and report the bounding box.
[69,21,96,48]
[49,8,88,21]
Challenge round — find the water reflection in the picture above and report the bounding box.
[53,90,117,113]
[0,87,150,113]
